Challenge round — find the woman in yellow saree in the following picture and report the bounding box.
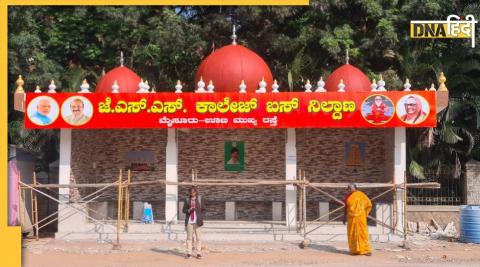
[343,183,372,256]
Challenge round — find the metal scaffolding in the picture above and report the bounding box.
[18,168,439,249]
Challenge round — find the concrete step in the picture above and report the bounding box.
[55,221,399,242]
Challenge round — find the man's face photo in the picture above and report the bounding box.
[404,97,419,115]
[70,99,84,117]
[37,99,51,116]
[231,150,238,161]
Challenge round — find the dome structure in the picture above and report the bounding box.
[325,63,371,92]
[95,52,142,94]
[95,66,142,93]
[195,44,273,93]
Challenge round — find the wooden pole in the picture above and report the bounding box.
[124,169,131,232]
[403,172,408,248]
[18,175,23,229]
[299,170,310,248]
[113,169,123,250]
[33,172,39,240]
[29,173,38,240]
[20,181,440,189]
[297,169,302,233]
[22,184,26,232]
[302,170,307,239]
[392,176,397,232]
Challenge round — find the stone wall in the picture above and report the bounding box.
[297,128,394,205]
[177,129,286,201]
[466,160,480,205]
[236,202,272,221]
[71,129,167,205]
[71,128,394,221]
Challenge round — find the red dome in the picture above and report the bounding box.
[95,66,142,93]
[195,44,273,93]
[325,64,371,92]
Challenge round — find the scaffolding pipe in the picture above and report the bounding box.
[124,169,131,232]
[114,170,123,249]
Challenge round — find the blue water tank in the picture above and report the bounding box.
[460,205,480,244]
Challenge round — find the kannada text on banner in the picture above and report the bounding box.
[24,92,436,129]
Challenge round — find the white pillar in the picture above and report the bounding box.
[133,201,143,220]
[178,201,185,220]
[225,202,235,221]
[57,129,87,232]
[272,202,282,221]
[394,127,406,233]
[319,202,329,221]
[58,129,71,200]
[285,128,297,229]
[165,129,178,224]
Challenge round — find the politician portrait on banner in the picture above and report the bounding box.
[396,94,430,125]
[27,96,59,126]
[61,96,93,126]
[225,141,244,172]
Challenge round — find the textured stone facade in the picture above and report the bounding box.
[71,128,394,221]
[71,129,167,219]
[177,129,286,202]
[466,160,480,205]
[297,128,394,207]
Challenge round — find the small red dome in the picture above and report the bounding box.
[95,66,142,93]
[325,64,371,92]
[195,44,273,93]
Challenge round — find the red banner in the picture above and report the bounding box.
[24,92,436,129]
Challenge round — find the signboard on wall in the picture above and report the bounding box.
[24,92,436,129]
[225,141,244,172]
[124,150,156,171]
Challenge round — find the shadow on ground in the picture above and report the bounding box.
[309,244,351,255]
[151,247,185,257]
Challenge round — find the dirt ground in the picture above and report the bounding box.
[23,235,480,267]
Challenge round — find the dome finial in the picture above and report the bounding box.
[196,77,206,93]
[232,24,237,45]
[175,80,183,93]
[15,75,25,94]
[403,78,411,91]
[315,77,326,92]
[112,80,120,93]
[272,79,279,93]
[207,80,215,93]
[370,79,377,92]
[377,74,386,91]
[304,79,312,92]
[338,79,346,92]
[438,72,448,91]
[239,80,247,93]
[120,51,124,66]
[346,49,349,64]
[79,79,91,93]
[48,80,57,93]
[256,77,267,93]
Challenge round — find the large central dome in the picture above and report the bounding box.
[95,66,141,93]
[195,44,273,93]
[325,63,371,92]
